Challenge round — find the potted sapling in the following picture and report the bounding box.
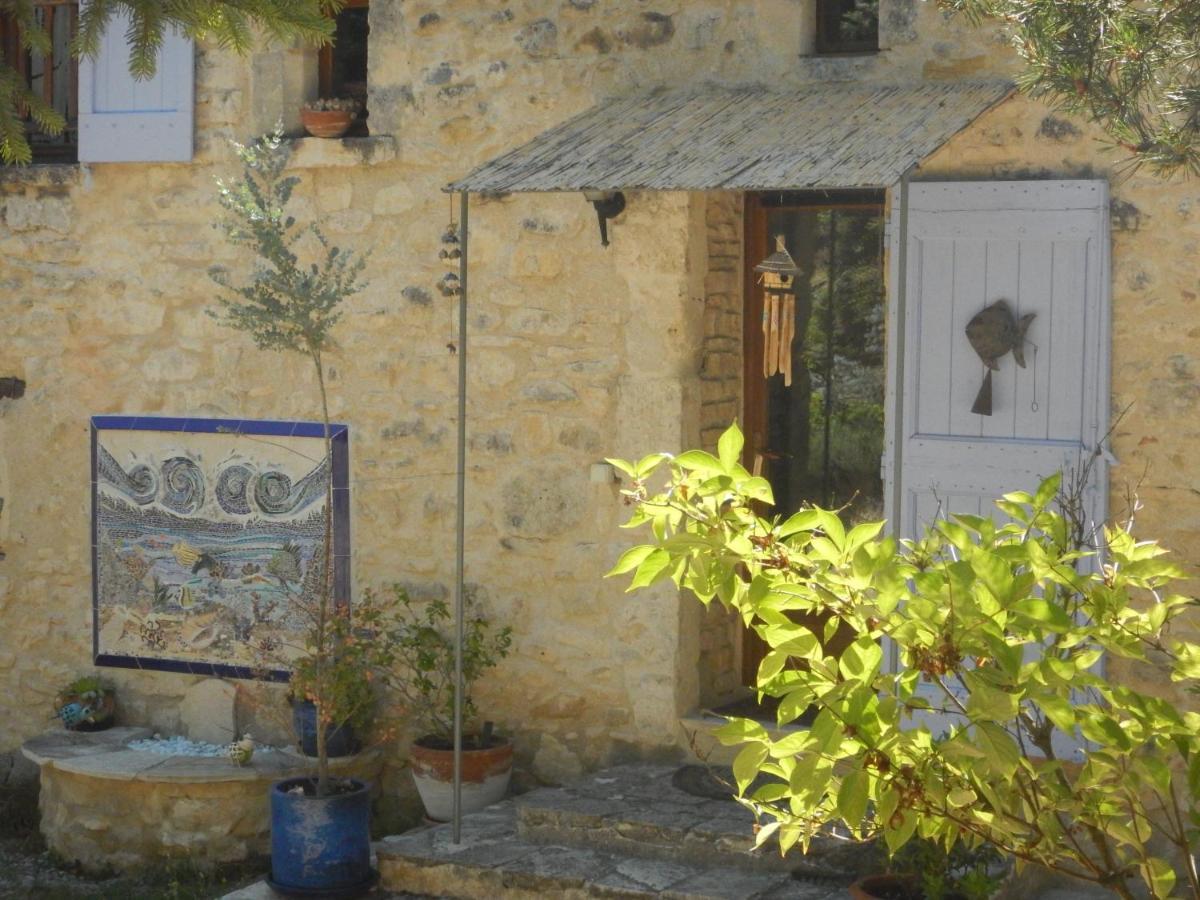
[377,584,513,822]
[211,125,379,897]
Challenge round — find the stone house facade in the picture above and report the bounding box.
[1,0,1198,796]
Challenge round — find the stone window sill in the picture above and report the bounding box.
[285,134,397,169]
[0,163,82,188]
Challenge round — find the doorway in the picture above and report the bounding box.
[740,191,887,684]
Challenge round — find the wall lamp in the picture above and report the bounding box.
[582,190,626,248]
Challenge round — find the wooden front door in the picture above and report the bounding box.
[741,192,888,684]
[895,180,1111,733]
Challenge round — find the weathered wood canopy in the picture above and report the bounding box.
[447,80,1014,194]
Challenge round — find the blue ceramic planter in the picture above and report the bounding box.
[291,700,361,758]
[269,777,373,897]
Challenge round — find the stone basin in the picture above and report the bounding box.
[22,726,381,873]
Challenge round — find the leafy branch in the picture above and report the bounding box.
[610,422,1200,899]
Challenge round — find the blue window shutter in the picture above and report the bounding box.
[78,9,194,163]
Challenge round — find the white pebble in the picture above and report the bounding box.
[128,736,275,757]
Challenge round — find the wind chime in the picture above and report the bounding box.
[755,235,802,386]
[437,211,462,353]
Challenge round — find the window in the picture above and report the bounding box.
[815,0,878,54]
[0,1,79,162]
[318,0,369,134]
[744,191,886,523]
[741,191,886,685]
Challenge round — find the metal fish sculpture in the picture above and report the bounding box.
[965,300,1035,416]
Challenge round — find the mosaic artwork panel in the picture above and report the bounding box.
[91,417,350,680]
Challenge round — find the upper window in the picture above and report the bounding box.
[0,1,79,162]
[318,0,369,134]
[815,0,878,54]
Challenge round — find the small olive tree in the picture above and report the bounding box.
[610,423,1200,899]
[210,126,367,795]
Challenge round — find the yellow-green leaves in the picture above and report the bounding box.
[718,422,744,470]
[611,434,1200,898]
[837,770,871,832]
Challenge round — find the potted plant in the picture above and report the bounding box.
[54,675,116,732]
[849,838,1005,900]
[300,98,361,138]
[211,125,376,897]
[289,661,373,759]
[609,423,1200,900]
[376,584,513,822]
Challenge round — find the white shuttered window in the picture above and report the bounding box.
[78,8,194,163]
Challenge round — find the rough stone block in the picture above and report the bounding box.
[179,678,237,745]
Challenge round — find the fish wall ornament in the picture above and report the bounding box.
[964,299,1036,416]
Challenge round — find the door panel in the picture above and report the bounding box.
[899,181,1110,541]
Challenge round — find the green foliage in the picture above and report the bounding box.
[58,675,113,700]
[892,838,1005,900]
[369,584,513,743]
[942,0,1200,176]
[611,422,1200,900]
[210,125,367,359]
[0,0,341,164]
[288,593,396,737]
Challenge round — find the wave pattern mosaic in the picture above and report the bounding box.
[91,417,350,679]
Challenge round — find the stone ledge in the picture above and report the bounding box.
[25,728,385,873]
[21,726,153,766]
[0,163,83,188]
[23,728,380,783]
[286,135,398,169]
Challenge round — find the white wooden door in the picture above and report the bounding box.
[897,181,1111,541]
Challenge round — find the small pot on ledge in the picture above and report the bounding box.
[300,99,360,139]
[54,676,116,732]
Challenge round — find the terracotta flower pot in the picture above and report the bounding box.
[300,108,355,139]
[849,874,923,900]
[409,735,513,822]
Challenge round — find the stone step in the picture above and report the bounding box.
[514,764,876,879]
[681,713,806,768]
[376,803,853,900]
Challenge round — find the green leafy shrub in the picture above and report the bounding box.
[609,423,1200,900]
[370,585,512,746]
[892,837,1005,900]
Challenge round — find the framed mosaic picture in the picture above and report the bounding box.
[91,416,350,680]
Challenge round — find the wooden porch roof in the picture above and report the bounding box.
[446,80,1014,194]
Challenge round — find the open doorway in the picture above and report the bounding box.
[739,191,887,687]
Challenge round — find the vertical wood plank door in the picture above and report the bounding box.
[899,181,1111,542]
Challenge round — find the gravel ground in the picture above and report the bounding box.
[0,835,269,900]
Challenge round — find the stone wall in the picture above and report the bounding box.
[2,0,1198,804]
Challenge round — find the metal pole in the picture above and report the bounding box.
[452,191,469,843]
